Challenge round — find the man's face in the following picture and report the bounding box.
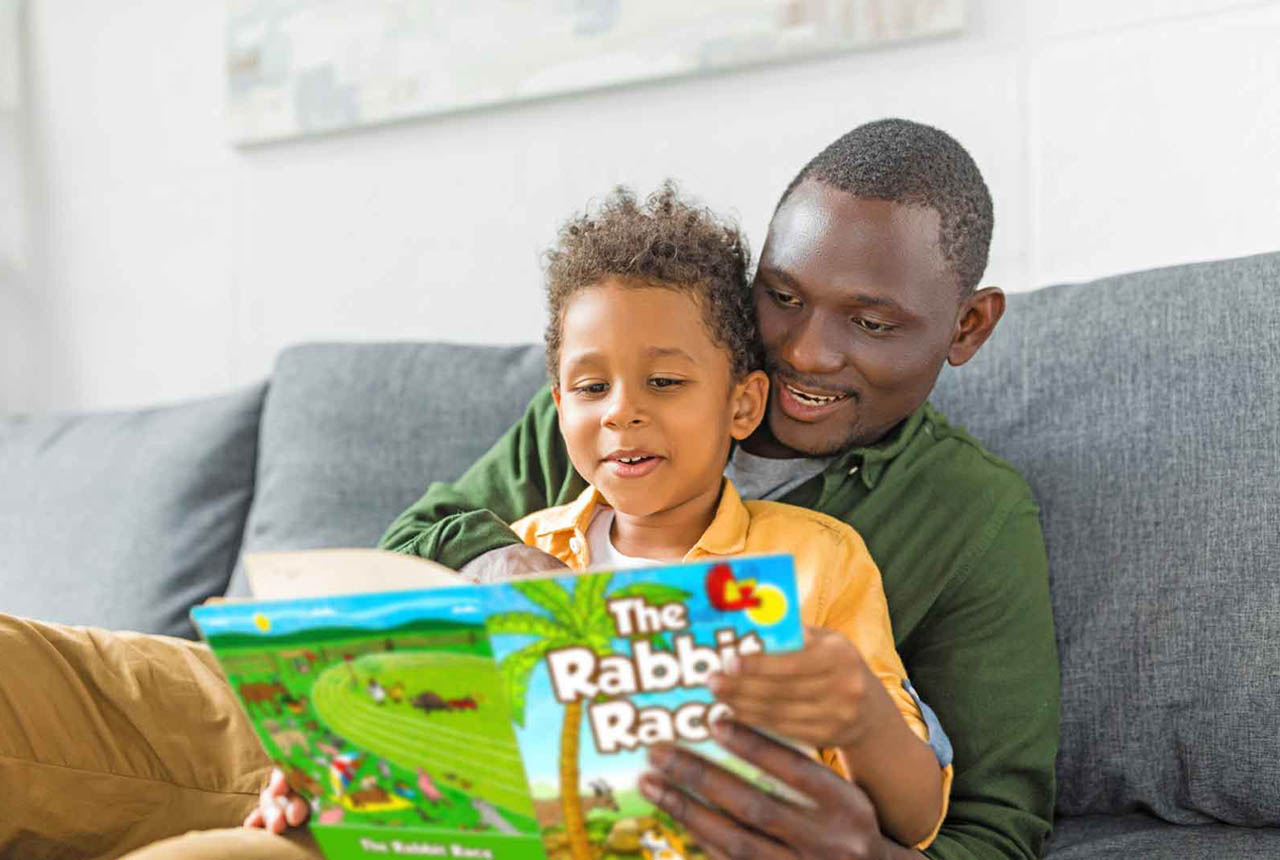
[751,180,966,456]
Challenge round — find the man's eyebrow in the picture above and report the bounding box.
[758,266,910,313]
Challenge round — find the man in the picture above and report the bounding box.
[380,119,1059,860]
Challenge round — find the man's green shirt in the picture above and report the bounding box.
[380,387,1060,860]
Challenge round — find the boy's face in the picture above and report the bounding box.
[752,180,998,456]
[553,280,767,519]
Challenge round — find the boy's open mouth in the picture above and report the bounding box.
[604,450,664,478]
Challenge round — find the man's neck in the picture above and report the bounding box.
[608,481,723,561]
[739,424,804,459]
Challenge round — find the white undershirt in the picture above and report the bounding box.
[584,507,663,570]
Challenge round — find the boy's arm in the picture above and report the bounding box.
[378,386,588,572]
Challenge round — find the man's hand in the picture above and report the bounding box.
[457,543,568,583]
[708,626,898,750]
[244,768,310,834]
[639,719,920,860]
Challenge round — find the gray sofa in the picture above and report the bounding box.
[2,252,1277,858]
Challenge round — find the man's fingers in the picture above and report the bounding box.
[639,770,794,860]
[710,718,852,807]
[645,743,808,846]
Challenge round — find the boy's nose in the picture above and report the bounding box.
[602,391,646,428]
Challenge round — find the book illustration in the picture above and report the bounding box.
[193,588,546,859]
[486,556,801,860]
[191,554,802,860]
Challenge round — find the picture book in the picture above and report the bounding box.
[191,553,803,860]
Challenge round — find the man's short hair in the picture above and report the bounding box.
[782,118,993,295]
[544,182,760,380]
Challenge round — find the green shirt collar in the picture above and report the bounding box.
[828,403,930,490]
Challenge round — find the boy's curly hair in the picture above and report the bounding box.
[544,182,760,381]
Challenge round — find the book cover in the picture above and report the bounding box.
[191,554,802,860]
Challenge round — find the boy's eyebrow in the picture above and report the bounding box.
[646,346,696,361]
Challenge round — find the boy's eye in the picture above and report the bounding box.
[574,382,609,395]
[769,288,802,308]
[650,377,684,389]
[853,317,895,334]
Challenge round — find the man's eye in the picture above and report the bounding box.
[853,317,894,334]
[769,289,802,308]
[650,377,684,389]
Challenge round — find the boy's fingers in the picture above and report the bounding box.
[265,803,286,834]
[285,796,311,827]
[244,808,265,829]
[729,648,829,679]
[717,695,853,727]
[710,671,835,704]
[266,767,289,796]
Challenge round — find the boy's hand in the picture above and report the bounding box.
[458,544,569,583]
[244,768,311,834]
[707,626,898,751]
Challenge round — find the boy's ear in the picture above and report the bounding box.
[551,385,562,411]
[729,370,769,441]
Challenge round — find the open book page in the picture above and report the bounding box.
[243,548,466,600]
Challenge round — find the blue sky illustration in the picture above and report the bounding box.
[191,585,485,637]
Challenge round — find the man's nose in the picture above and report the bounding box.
[778,312,845,375]
[602,386,647,429]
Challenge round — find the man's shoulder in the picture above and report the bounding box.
[909,402,1038,515]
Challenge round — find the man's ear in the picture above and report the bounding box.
[947,287,1005,367]
[729,370,769,440]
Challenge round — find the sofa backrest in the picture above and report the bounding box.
[0,384,265,638]
[930,251,1280,826]
[229,343,548,594]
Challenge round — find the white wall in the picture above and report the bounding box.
[8,0,1280,412]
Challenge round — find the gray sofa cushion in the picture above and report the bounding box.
[0,384,265,638]
[230,342,547,595]
[931,252,1280,826]
[1046,814,1280,860]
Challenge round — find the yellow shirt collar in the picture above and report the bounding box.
[531,479,751,560]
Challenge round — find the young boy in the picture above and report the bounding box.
[251,184,951,849]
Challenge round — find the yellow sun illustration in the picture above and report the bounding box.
[252,613,271,633]
[744,584,787,626]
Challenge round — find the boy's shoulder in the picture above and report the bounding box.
[741,499,870,558]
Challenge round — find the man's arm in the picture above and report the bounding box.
[378,385,588,571]
[643,501,1058,860]
[908,502,1059,860]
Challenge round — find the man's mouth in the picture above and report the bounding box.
[776,379,856,421]
[783,382,851,406]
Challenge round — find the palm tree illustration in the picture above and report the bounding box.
[490,573,689,860]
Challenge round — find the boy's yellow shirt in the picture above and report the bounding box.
[511,478,952,848]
